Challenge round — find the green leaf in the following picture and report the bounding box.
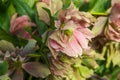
[89,0,97,10]
[42,7,55,29]
[82,58,98,69]
[0,28,27,46]
[23,0,37,8]
[0,3,15,32]
[89,0,111,15]
[79,1,89,12]
[71,0,84,8]
[12,0,34,19]
[95,64,105,76]
[106,43,116,68]
[0,28,17,44]
[0,75,11,80]
[110,67,120,80]
[35,13,48,35]
[112,52,120,67]
[92,17,108,36]
[79,65,93,78]
[0,61,8,76]
[27,53,41,58]
[62,0,71,9]
[7,3,16,17]
[0,13,10,32]
[0,0,11,12]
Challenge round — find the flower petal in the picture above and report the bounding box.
[22,62,50,78]
[62,36,82,57]
[10,13,17,28]
[36,2,50,24]
[79,28,94,40]
[10,15,29,33]
[73,30,88,49]
[106,25,120,42]
[16,30,32,39]
[20,39,37,56]
[12,69,23,80]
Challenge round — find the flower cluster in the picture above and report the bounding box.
[1,0,120,80]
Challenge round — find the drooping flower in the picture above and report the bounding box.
[36,0,63,24]
[105,3,120,42]
[48,4,95,58]
[10,13,36,39]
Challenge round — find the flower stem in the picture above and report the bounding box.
[28,75,32,80]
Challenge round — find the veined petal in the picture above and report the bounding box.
[49,31,65,47]
[48,39,59,58]
[62,42,78,57]
[78,28,94,40]
[48,31,65,58]
[61,36,82,57]
[49,39,63,52]
[73,30,88,49]
[10,15,29,33]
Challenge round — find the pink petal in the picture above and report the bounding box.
[10,14,36,34]
[62,37,82,57]
[17,30,32,39]
[110,3,120,26]
[48,40,58,59]
[106,25,120,42]
[48,31,65,58]
[62,42,77,57]
[12,69,24,80]
[73,30,88,49]
[78,28,94,40]
[48,38,63,58]
[10,15,29,33]
[14,16,29,28]
[49,39,63,52]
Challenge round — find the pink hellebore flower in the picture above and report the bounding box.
[48,4,95,58]
[105,3,120,42]
[10,13,36,39]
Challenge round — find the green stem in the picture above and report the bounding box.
[28,75,32,80]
